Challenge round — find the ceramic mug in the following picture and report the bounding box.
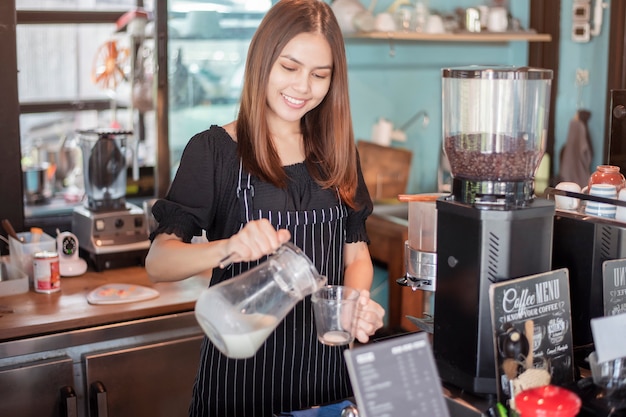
[555,182,581,211]
[371,118,393,146]
[487,7,508,32]
[374,12,396,32]
[426,14,445,34]
[585,183,617,218]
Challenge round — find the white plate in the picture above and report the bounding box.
[87,283,159,305]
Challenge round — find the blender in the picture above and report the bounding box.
[433,66,555,395]
[72,129,150,271]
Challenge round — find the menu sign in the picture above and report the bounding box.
[489,268,574,402]
[602,258,626,316]
[344,332,450,417]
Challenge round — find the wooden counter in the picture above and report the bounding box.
[0,266,211,341]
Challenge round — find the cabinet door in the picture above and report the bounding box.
[0,355,76,417]
[84,335,203,417]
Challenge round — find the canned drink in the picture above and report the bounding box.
[33,251,60,293]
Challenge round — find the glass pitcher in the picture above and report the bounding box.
[194,242,326,359]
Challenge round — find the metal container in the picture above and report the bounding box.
[23,163,53,204]
[33,251,61,294]
[77,129,131,212]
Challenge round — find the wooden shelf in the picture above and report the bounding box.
[346,31,552,43]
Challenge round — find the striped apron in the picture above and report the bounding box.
[189,161,352,417]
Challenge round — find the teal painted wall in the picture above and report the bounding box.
[553,0,610,177]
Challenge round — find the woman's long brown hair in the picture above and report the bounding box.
[236,0,359,208]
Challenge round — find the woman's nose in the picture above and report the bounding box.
[292,73,310,93]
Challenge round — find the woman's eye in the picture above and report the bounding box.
[313,72,330,80]
[281,65,296,72]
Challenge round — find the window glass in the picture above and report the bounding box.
[14,0,270,223]
[17,3,156,222]
[166,1,270,175]
[17,24,118,102]
[16,0,142,11]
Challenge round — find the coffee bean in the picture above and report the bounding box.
[444,133,541,181]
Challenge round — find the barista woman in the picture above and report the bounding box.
[145,1,385,415]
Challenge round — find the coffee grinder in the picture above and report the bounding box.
[433,66,555,395]
[72,129,150,271]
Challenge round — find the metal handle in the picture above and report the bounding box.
[544,187,626,208]
[60,386,78,417]
[614,105,626,119]
[90,381,108,417]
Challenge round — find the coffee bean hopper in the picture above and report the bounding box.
[72,129,149,271]
[432,66,555,395]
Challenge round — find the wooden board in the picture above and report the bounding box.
[357,141,412,202]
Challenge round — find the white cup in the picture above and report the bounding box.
[585,183,617,218]
[555,182,581,210]
[353,10,375,32]
[487,7,508,32]
[371,118,393,147]
[374,12,396,32]
[426,14,445,34]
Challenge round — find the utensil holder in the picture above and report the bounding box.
[9,231,56,282]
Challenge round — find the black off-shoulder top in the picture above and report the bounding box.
[151,125,373,244]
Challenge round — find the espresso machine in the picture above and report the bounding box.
[72,129,150,271]
[432,66,555,396]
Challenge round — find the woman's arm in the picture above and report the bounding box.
[343,241,385,343]
[343,241,373,291]
[145,219,291,282]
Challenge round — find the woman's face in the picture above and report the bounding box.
[266,32,333,125]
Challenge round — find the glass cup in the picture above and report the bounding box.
[588,352,626,396]
[311,285,360,346]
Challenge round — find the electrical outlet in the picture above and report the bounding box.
[573,0,591,21]
[572,0,591,42]
[572,22,590,42]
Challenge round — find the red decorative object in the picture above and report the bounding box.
[588,165,626,192]
[515,385,581,417]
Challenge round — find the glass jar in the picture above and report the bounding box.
[588,165,626,193]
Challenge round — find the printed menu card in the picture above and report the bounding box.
[344,332,450,417]
[489,268,575,402]
[602,258,626,316]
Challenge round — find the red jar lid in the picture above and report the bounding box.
[515,385,581,417]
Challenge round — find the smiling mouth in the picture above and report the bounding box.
[282,93,305,106]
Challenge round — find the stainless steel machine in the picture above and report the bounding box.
[72,129,150,271]
[430,66,555,396]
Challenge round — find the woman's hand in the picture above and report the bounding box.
[353,289,385,344]
[224,219,291,264]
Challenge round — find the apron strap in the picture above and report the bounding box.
[236,159,254,223]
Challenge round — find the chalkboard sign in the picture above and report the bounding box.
[344,332,450,417]
[602,258,626,316]
[489,268,575,403]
